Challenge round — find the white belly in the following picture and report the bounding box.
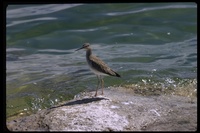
[88,66,108,76]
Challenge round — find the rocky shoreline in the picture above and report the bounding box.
[6,87,197,131]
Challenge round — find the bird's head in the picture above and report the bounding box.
[75,43,90,51]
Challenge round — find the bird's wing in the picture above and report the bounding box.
[89,55,120,77]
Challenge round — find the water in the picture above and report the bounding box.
[6,3,197,120]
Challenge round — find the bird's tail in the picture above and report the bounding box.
[115,72,121,77]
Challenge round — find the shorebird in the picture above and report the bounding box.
[75,43,121,96]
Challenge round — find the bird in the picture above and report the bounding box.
[75,43,121,97]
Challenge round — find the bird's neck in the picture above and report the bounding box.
[86,48,92,59]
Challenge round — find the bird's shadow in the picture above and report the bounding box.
[49,97,107,110]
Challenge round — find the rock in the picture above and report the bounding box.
[6,87,197,131]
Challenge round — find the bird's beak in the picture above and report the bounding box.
[75,46,84,51]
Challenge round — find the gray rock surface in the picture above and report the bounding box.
[6,87,197,131]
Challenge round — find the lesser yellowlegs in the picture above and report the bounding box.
[76,43,120,96]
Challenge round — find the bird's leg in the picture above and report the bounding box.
[100,76,104,95]
[95,75,100,97]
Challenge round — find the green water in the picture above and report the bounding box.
[6,3,197,120]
